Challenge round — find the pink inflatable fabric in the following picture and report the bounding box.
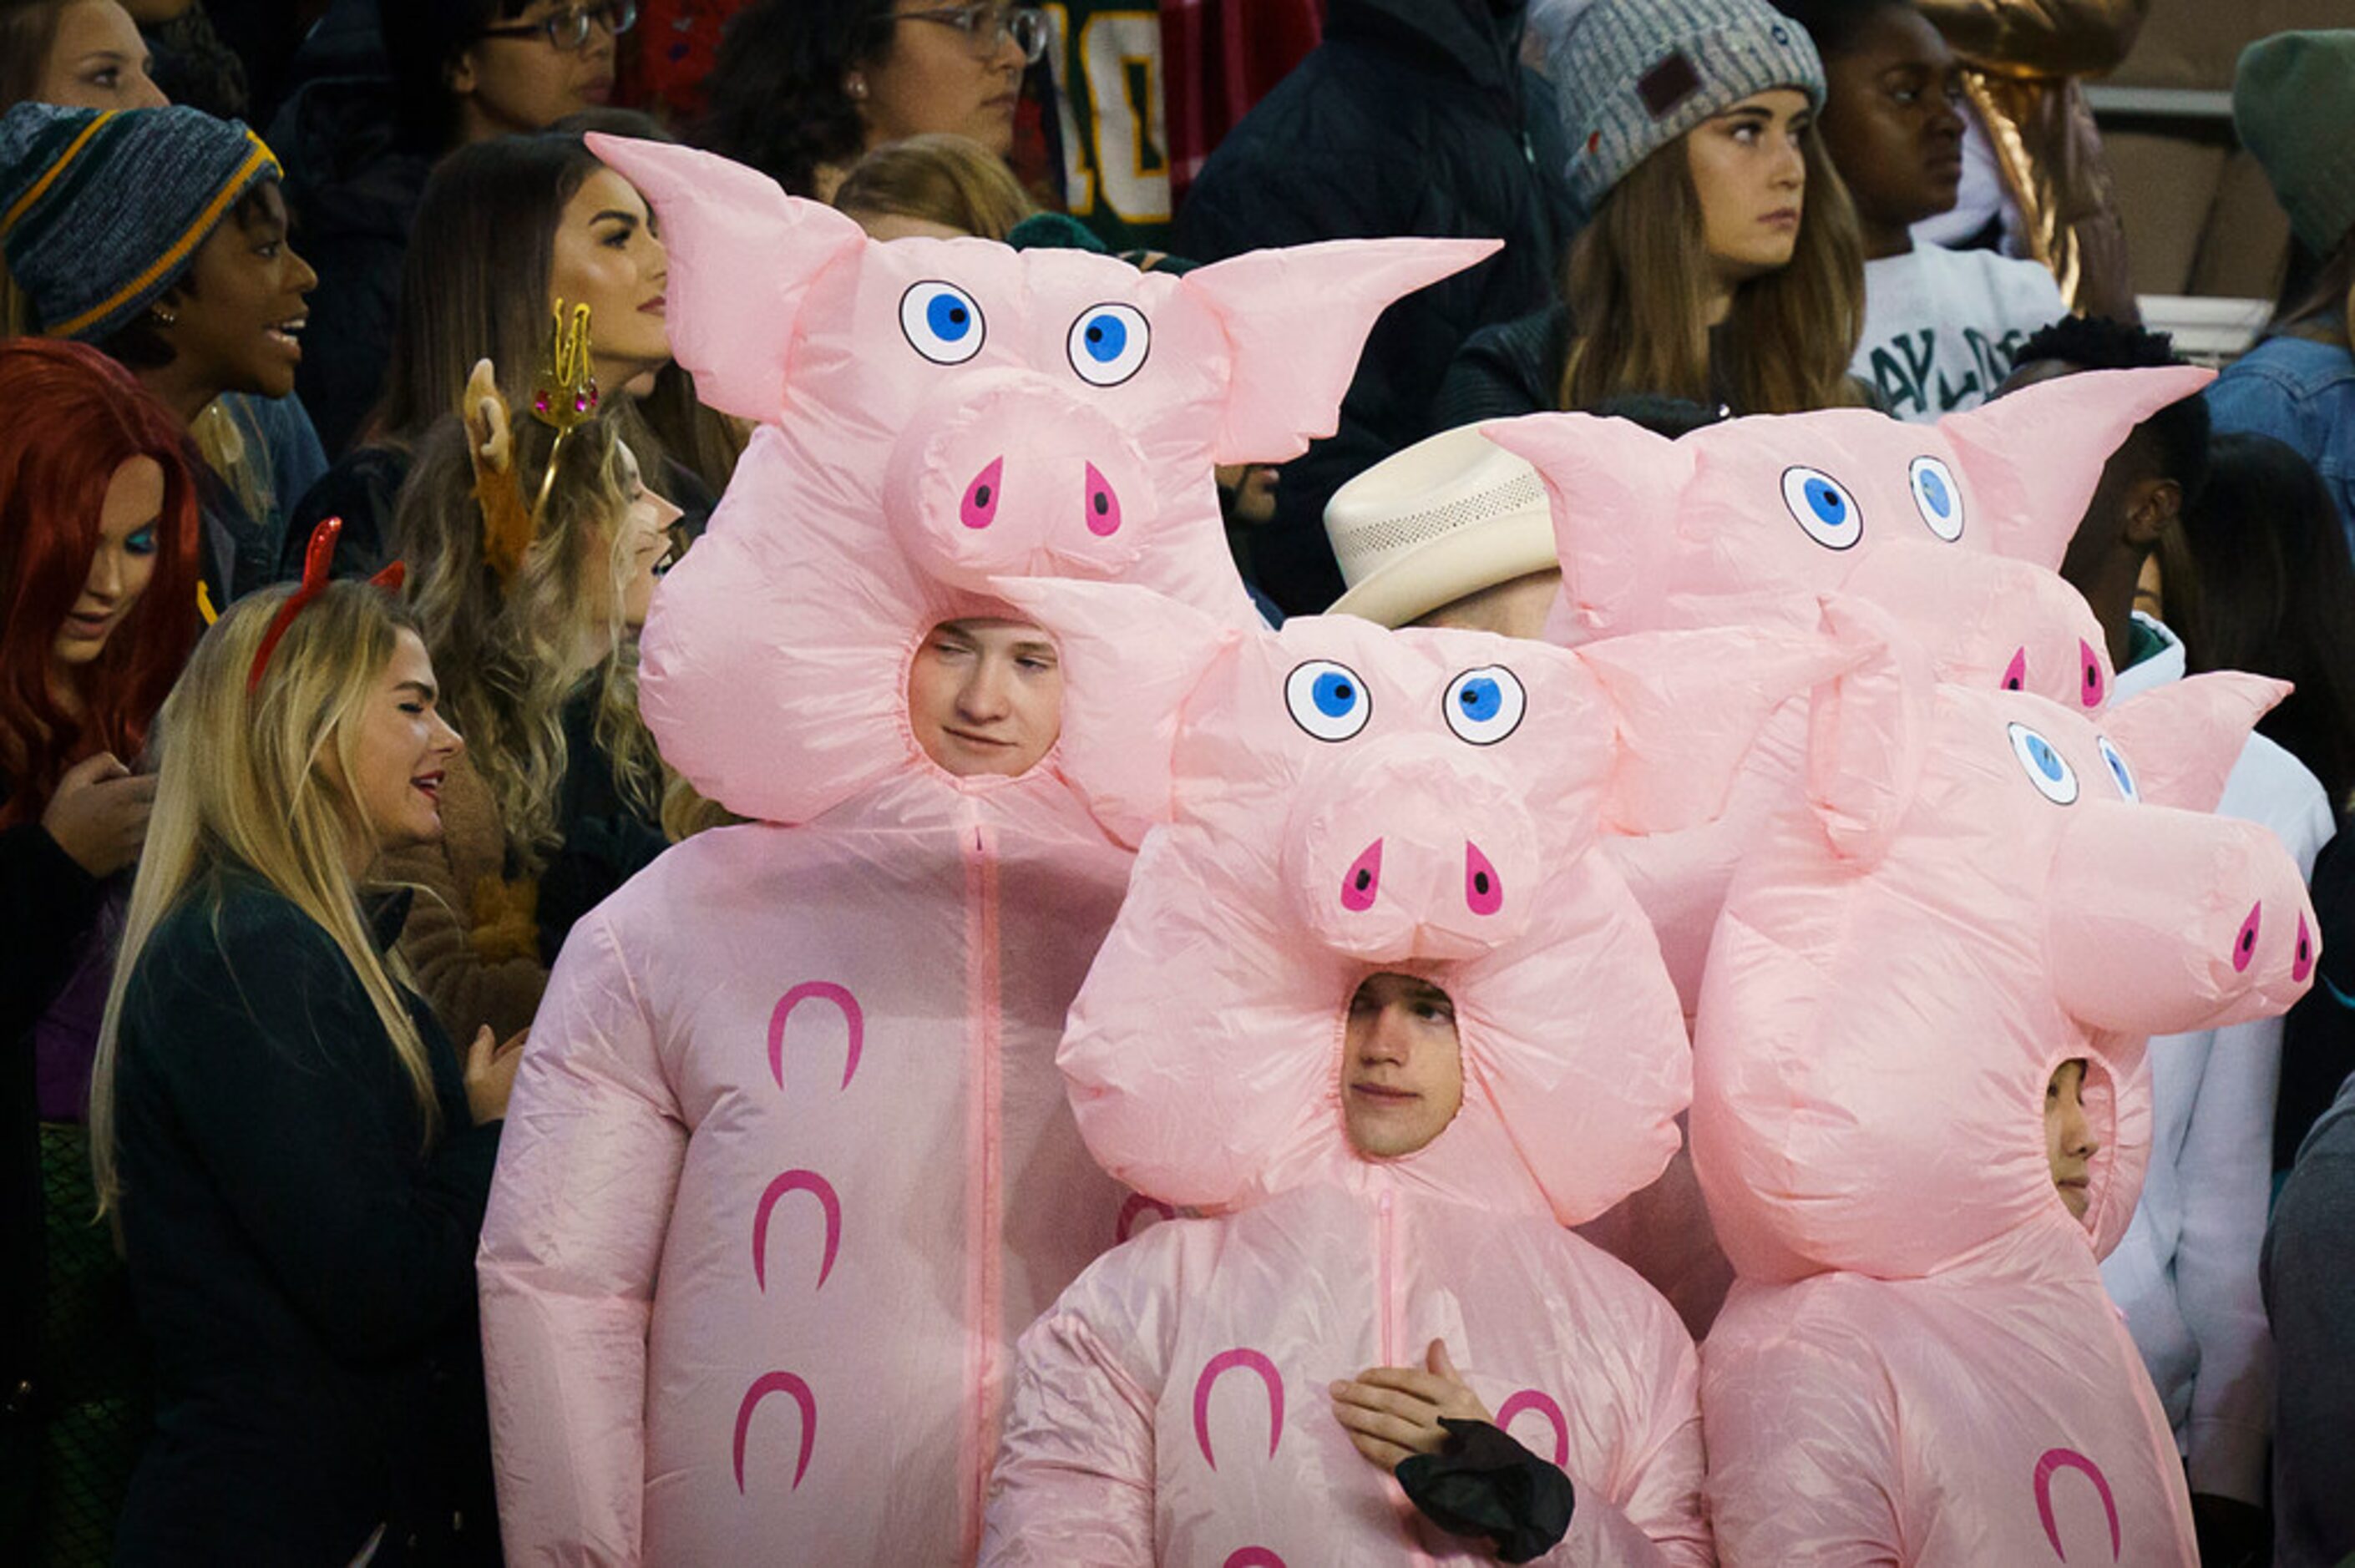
[979,580,1857,1565]
[479,138,1497,1565]
[1481,367,2214,1019]
[1693,620,2317,1566]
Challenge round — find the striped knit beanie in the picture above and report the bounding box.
[0,103,281,343]
[1542,0,1825,221]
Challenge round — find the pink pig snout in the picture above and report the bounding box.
[883,370,1156,593]
[1286,736,1542,964]
[2047,802,2319,1036]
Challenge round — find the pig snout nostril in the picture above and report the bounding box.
[1083,462,1122,538]
[2233,902,2262,974]
[2080,640,2105,706]
[2002,649,2026,693]
[960,457,1005,530]
[1465,842,1503,916]
[2294,912,2316,984]
[1340,839,1383,913]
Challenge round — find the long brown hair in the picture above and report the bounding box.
[395,410,663,871]
[0,0,68,110]
[1560,126,1866,414]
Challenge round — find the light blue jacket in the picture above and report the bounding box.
[2204,334,2355,559]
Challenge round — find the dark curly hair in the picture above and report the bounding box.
[2012,314,2211,506]
[694,0,896,196]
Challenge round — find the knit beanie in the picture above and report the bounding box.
[2233,30,2355,255]
[1542,0,1825,221]
[0,103,281,343]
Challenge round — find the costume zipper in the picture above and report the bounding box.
[957,812,1005,1562]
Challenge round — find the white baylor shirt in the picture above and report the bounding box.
[1852,244,2069,423]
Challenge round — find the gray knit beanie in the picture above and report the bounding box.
[1544,0,1826,221]
[2233,30,2355,255]
[0,103,281,343]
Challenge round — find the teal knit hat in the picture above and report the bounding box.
[2234,30,2355,255]
[1544,0,1826,221]
[0,103,281,342]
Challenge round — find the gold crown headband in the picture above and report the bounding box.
[464,301,602,591]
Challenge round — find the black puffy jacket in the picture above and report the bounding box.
[1172,0,1576,613]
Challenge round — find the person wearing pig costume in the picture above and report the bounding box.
[1473,367,2208,1338]
[1691,620,2318,1567]
[474,133,1497,1565]
[977,580,1859,1566]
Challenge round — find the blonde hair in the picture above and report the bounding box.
[396,409,663,871]
[832,132,1037,240]
[1560,125,1866,415]
[90,579,439,1217]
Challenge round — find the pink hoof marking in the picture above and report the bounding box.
[1496,1389,1568,1469]
[2079,640,2106,707]
[2234,903,2262,974]
[1084,461,1122,537]
[1117,1191,1177,1243]
[1465,841,1504,916]
[2032,1447,2120,1560]
[767,982,864,1094]
[734,1372,816,1493]
[960,457,1005,529]
[1193,1348,1283,1469]
[752,1170,842,1292]
[1223,1551,1286,1568]
[2002,648,2027,693]
[2293,912,2315,984]
[1340,839,1383,913]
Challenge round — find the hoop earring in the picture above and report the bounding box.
[847,73,869,100]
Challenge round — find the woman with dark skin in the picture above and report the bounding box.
[1778,0,2065,419]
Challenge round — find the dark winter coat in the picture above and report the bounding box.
[1171,0,1575,613]
[109,872,503,1565]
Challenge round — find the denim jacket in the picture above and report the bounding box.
[2205,334,2355,558]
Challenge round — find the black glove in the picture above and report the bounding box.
[1395,1417,1576,1564]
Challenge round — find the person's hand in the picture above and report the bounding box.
[1329,1338,1494,1469]
[39,752,156,878]
[464,1026,528,1125]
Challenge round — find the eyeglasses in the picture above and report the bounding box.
[476,0,638,52]
[899,3,1051,66]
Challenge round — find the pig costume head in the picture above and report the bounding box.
[1692,618,2319,1284]
[1482,365,2216,710]
[1000,579,1860,1226]
[585,133,1496,822]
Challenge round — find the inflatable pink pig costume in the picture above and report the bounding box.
[1692,629,2317,1566]
[979,584,1856,1565]
[1483,366,2214,1016]
[475,134,1496,1565]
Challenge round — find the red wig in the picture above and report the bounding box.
[0,339,202,827]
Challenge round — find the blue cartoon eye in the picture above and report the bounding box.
[1066,303,1150,387]
[2007,721,2080,805]
[1442,665,1527,746]
[1285,659,1372,742]
[899,281,985,365]
[1780,465,1862,549]
[1908,455,1965,541]
[2097,736,2139,802]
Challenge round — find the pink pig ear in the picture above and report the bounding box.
[988,577,1235,843]
[2099,671,2289,812]
[585,134,867,422]
[1480,414,1694,640]
[1576,610,1871,837]
[1938,366,2215,569]
[1802,598,1936,867]
[1182,237,1499,463]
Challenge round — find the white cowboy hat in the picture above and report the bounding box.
[1323,423,1557,629]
